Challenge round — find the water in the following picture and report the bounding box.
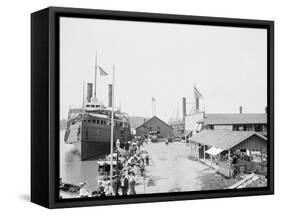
[60,131,101,192]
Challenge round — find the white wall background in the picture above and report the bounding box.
[0,0,279,215]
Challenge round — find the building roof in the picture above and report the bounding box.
[189,130,267,151]
[136,116,172,130]
[197,113,267,125]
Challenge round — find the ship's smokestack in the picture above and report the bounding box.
[194,86,201,113]
[195,97,199,113]
[108,84,113,107]
[86,83,93,102]
[239,106,243,114]
[182,97,187,119]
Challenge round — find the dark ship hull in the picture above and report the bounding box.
[64,111,131,160]
[72,141,111,160]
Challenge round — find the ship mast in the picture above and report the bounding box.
[82,81,85,108]
[94,51,97,98]
[110,65,115,185]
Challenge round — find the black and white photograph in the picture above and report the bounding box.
[59,16,269,199]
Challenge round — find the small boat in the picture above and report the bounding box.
[59,181,81,199]
[96,153,121,186]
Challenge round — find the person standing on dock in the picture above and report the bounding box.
[145,154,149,166]
[121,174,129,195]
[113,175,121,196]
[97,182,106,197]
[140,160,145,177]
[104,182,114,196]
[128,172,136,195]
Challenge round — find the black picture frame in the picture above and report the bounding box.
[31,6,274,209]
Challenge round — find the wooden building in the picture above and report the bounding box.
[169,120,185,138]
[197,113,267,137]
[188,130,267,178]
[135,116,173,139]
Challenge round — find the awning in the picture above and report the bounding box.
[193,123,203,132]
[206,146,223,156]
[185,130,192,136]
[196,123,202,132]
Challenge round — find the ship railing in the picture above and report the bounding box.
[97,171,110,177]
[97,171,119,179]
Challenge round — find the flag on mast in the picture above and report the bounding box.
[152,97,156,116]
[193,86,202,98]
[98,66,108,76]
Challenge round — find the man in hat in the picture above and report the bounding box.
[128,172,136,195]
[104,182,114,196]
[113,174,121,196]
[97,182,106,197]
[79,182,89,198]
[121,174,129,195]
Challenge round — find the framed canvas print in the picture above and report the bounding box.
[31,7,274,208]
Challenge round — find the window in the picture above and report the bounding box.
[233,125,244,131]
[254,124,262,132]
[245,124,254,131]
[87,120,91,123]
[93,119,96,124]
[72,121,75,125]
[97,120,100,124]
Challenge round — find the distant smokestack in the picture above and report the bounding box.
[86,83,93,102]
[182,97,187,119]
[108,84,113,107]
[194,86,202,113]
[195,97,199,113]
[239,106,243,114]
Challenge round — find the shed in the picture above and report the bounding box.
[135,116,173,139]
[188,130,267,177]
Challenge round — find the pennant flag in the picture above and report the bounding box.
[152,97,156,102]
[194,86,202,98]
[98,66,108,76]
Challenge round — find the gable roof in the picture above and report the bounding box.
[189,130,267,151]
[136,116,172,130]
[197,113,267,125]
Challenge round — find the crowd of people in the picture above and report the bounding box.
[75,139,150,198]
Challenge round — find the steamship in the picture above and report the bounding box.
[64,57,131,160]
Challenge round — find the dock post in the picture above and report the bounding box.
[203,145,206,162]
[228,150,232,178]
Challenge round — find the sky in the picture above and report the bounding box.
[60,17,267,122]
